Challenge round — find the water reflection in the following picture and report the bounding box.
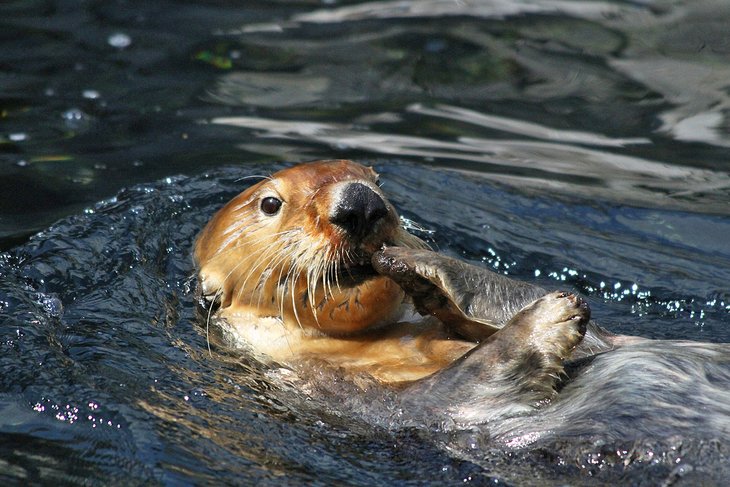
[289,0,647,24]
[612,57,730,147]
[210,110,730,214]
[408,103,650,147]
[203,0,730,216]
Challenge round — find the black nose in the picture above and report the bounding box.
[330,183,389,240]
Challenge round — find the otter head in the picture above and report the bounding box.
[194,159,425,335]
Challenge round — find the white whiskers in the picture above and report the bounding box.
[203,208,426,333]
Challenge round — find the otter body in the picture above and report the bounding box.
[195,160,730,460]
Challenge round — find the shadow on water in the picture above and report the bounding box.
[1,0,730,484]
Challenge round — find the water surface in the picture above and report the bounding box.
[1,0,729,484]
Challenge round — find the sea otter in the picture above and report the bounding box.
[194,159,593,389]
[194,160,730,446]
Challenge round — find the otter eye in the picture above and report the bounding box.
[260,196,282,216]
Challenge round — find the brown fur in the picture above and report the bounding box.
[194,160,476,383]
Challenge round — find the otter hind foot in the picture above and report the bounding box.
[505,291,589,398]
[398,292,589,428]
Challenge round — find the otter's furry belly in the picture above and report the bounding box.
[217,310,474,383]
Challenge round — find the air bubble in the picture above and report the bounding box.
[108,32,132,49]
[39,295,63,317]
[62,108,87,122]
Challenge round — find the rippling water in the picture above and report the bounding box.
[1,0,729,484]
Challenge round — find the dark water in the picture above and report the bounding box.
[1,0,730,484]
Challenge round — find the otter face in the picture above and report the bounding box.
[194,160,425,335]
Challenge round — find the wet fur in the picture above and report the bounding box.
[374,246,730,448]
[397,291,589,429]
[194,160,472,383]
